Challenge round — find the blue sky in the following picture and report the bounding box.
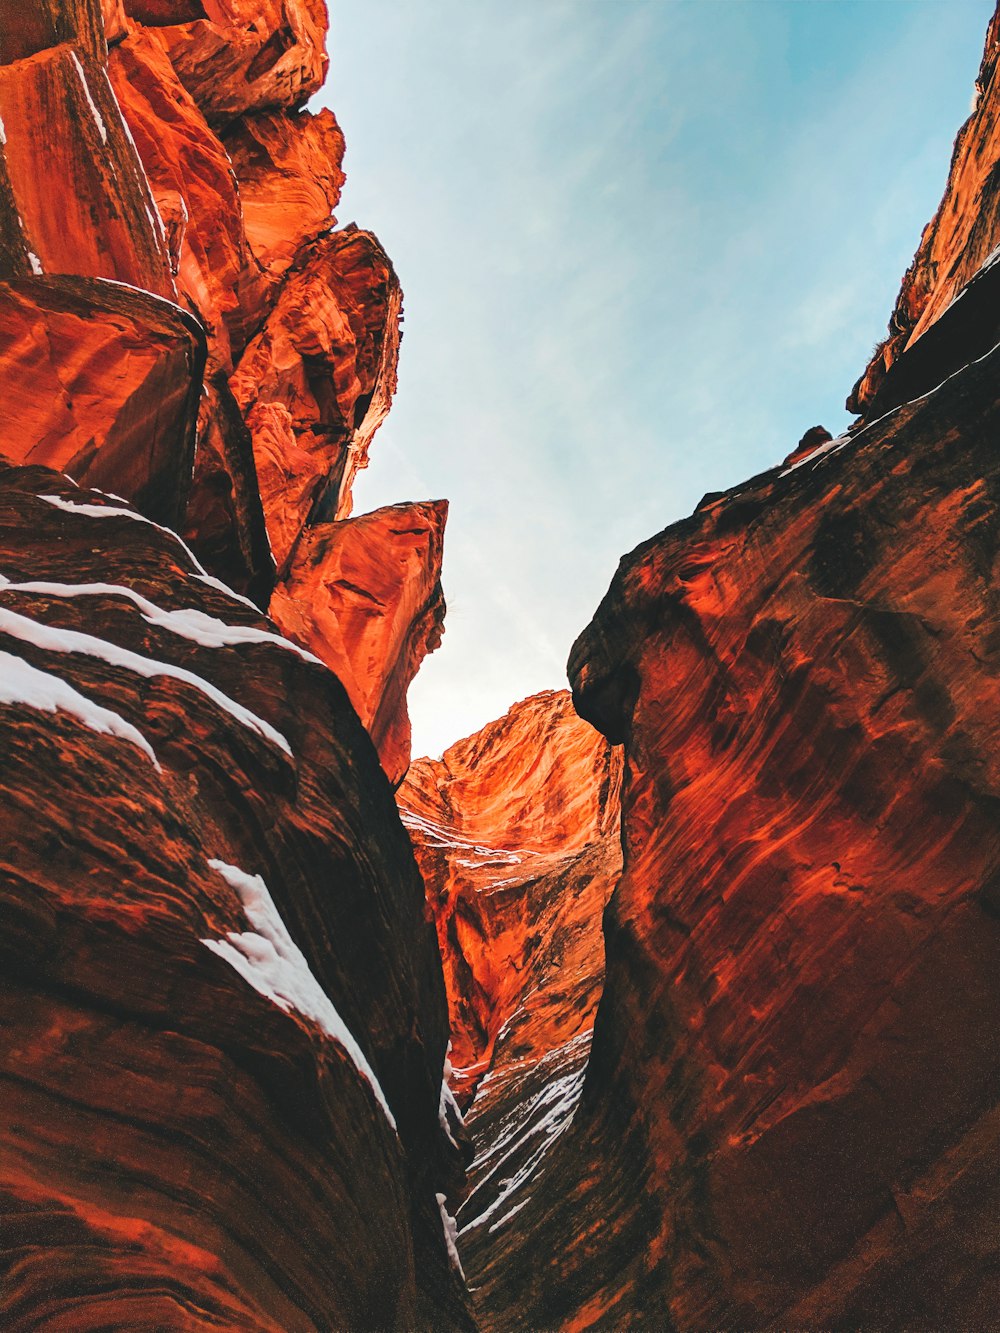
[322,0,993,759]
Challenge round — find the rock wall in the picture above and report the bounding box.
[452,8,1000,1325]
[0,0,464,1327]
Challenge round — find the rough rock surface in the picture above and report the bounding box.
[138,0,329,123]
[0,43,174,294]
[224,108,345,279]
[400,689,622,1093]
[850,6,1000,415]
[0,276,204,528]
[270,500,448,787]
[0,463,472,1331]
[0,0,467,1325]
[399,691,623,1299]
[457,205,1000,1333]
[231,226,402,563]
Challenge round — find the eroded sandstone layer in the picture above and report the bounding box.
[456,11,1000,1325]
[0,0,463,1326]
[0,464,471,1330]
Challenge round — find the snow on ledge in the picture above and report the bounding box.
[0,649,160,769]
[202,859,397,1133]
[0,577,320,664]
[436,1193,466,1279]
[39,495,260,612]
[0,604,291,757]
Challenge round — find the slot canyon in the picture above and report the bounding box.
[1,1,999,1329]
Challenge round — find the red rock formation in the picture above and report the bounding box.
[461,129,1000,1333]
[850,5,1000,414]
[399,690,622,1093]
[108,27,270,369]
[270,500,448,786]
[0,0,466,1324]
[0,461,472,1331]
[230,226,402,562]
[0,0,107,67]
[0,276,204,527]
[224,108,345,278]
[0,44,174,294]
[398,692,621,1301]
[140,0,328,123]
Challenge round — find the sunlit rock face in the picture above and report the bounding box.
[399,691,623,1313]
[0,463,472,1331]
[850,5,1000,416]
[0,0,468,1325]
[400,690,623,1098]
[461,185,1000,1333]
[270,500,448,788]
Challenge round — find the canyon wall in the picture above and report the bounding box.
[453,7,1000,1328]
[0,1,464,1328]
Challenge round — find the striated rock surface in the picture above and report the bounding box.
[401,689,622,1092]
[850,5,1000,415]
[108,27,270,370]
[270,500,448,787]
[0,0,466,1325]
[0,461,472,1331]
[231,226,402,564]
[461,166,1000,1333]
[0,43,174,294]
[0,276,204,527]
[136,0,328,123]
[399,690,622,1281]
[224,108,345,279]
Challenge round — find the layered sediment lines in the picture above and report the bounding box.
[398,693,623,1307]
[0,0,462,1325]
[0,463,471,1330]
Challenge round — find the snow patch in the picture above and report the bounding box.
[438,1044,465,1149]
[436,1193,466,1279]
[779,433,851,477]
[71,52,108,145]
[38,495,261,612]
[1,578,319,663]
[0,605,291,756]
[202,859,397,1131]
[0,648,159,768]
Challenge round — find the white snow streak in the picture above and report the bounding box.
[38,495,260,613]
[436,1193,466,1279]
[202,860,396,1130]
[71,52,108,144]
[0,649,159,768]
[0,577,318,663]
[0,605,291,756]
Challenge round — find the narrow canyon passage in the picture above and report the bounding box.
[2,0,1000,1329]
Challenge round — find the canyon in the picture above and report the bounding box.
[2,0,1000,1330]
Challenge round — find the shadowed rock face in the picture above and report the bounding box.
[398,691,623,1316]
[0,0,469,1325]
[456,248,1000,1333]
[0,276,204,528]
[0,462,473,1331]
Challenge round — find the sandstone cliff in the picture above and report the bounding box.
[446,8,1000,1328]
[0,0,463,1326]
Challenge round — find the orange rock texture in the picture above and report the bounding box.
[400,690,622,1095]
[454,11,1000,1324]
[270,500,448,787]
[0,0,462,1326]
[850,6,1000,415]
[0,0,440,779]
[0,463,471,1330]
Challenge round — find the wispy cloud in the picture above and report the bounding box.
[326,0,993,758]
